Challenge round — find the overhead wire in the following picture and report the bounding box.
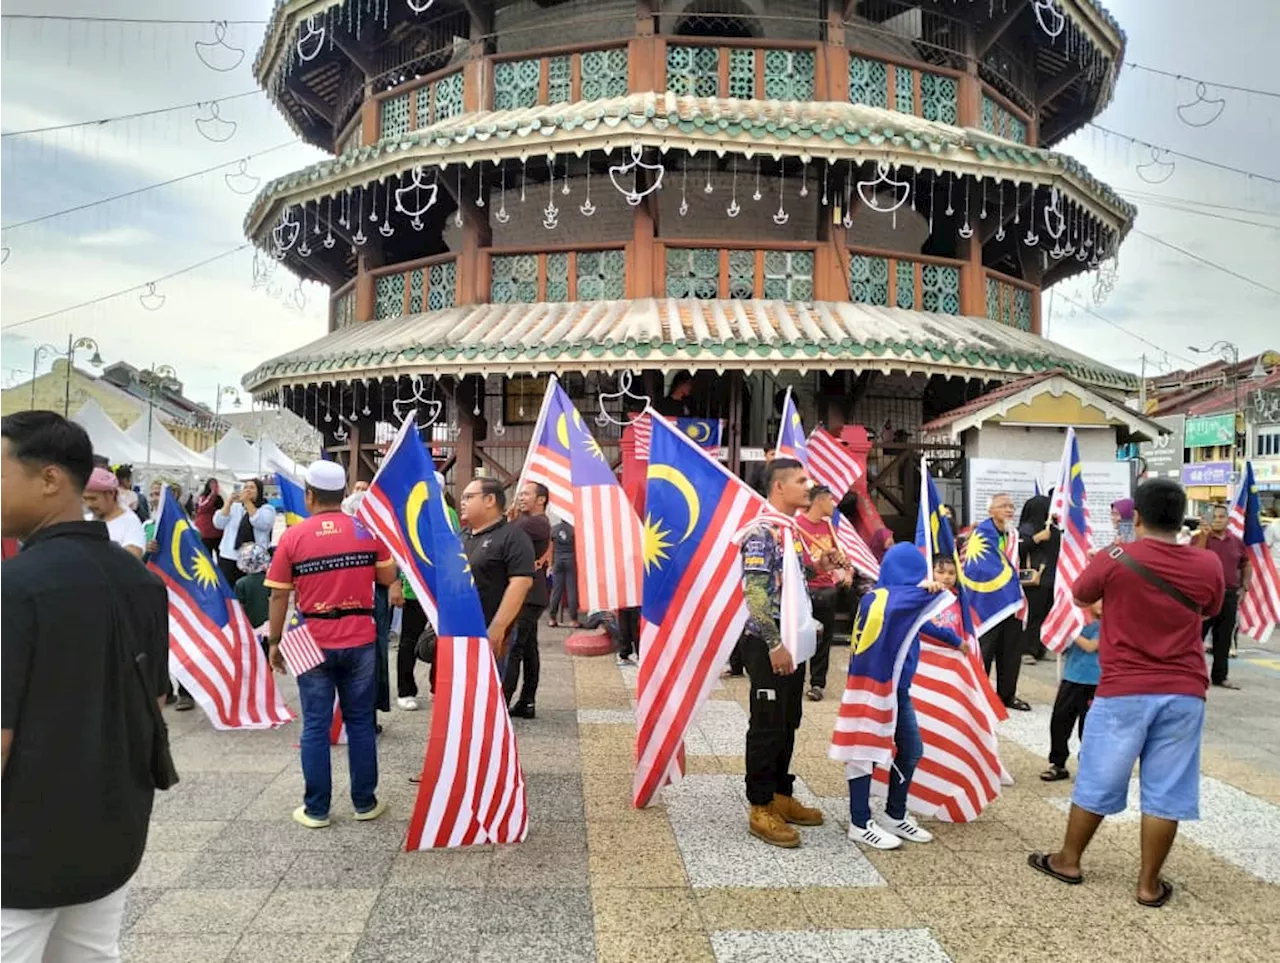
[1051,292,1197,369]
[0,142,298,231]
[0,245,253,332]
[2,90,262,138]
[1087,125,1280,185]
[0,15,267,25]
[1130,230,1280,298]
[1124,62,1280,99]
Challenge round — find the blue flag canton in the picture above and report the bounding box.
[536,386,574,458]
[375,424,443,604]
[675,418,722,451]
[151,488,232,626]
[1238,463,1267,546]
[959,517,1022,625]
[641,416,734,626]
[849,585,938,684]
[422,464,487,637]
[1063,437,1088,534]
[777,397,808,460]
[550,384,615,488]
[915,472,956,560]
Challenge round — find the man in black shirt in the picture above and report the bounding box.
[1,411,169,958]
[459,477,534,679]
[506,482,552,718]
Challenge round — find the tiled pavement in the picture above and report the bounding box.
[125,633,1280,963]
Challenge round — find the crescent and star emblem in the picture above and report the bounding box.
[647,464,700,542]
[404,481,433,566]
[685,421,711,443]
[853,588,889,654]
[171,519,195,580]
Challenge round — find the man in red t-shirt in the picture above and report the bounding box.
[265,461,397,830]
[1194,503,1251,689]
[794,485,853,701]
[1029,478,1224,908]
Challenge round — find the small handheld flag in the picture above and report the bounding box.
[279,612,325,677]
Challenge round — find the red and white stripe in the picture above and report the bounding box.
[830,514,880,580]
[280,621,325,677]
[576,483,643,611]
[1228,503,1280,643]
[633,482,763,808]
[871,645,1008,822]
[157,573,292,731]
[807,428,864,497]
[330,700,348,745]
[524,446,574,524]
[359,486,439,628]
[406,636,528,849]
[631,412,653,461]
[831,676,899,768]
[1041,449,1091,655]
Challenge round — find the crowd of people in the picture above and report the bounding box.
[1,406,1274,960]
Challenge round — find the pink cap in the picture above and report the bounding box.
[85,467,119,492]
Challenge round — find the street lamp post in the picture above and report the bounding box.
[142,364,178,469]
[30,335,103,413]
[210,385,241,473]
[1188,340,1242,465]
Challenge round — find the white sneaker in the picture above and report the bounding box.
[626,654,639,666]
[847,820,903,850]
[885,814,934,843]
[397,697,420,711]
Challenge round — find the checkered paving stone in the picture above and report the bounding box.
[123,633,1279,963]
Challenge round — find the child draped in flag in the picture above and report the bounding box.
[834,543,958,850]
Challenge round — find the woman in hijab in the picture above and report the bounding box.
[869,527,895,562]
[1017,494,1059,662]
[1110,497,1136,545]
[213,478,276,587]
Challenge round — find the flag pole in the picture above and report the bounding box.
[514,374,558,497]
[920,453,933,573]
[774,385,793,457]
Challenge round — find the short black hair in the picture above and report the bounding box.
[1134,478,1186,534]
[525,481,549,506]
[933,555,957,569]
[306,484,344,507]
[475,475,506,511]
[92,453,111,468]
[115,464,133,484]
[670,372,693,391]
[808,484,833,500]
[1210,502,1229,517]
[243,477,267,507]
[1,410,94,491]
[764,457,804,494]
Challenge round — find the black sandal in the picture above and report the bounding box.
[1006,698,1032,711]
[1137,879,1174,908]
[1027,852,1083,885]
[1040,766,1070,782]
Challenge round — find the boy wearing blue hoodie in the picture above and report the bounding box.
[833,543,960,851]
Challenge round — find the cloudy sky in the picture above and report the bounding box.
[2,0,1278,410]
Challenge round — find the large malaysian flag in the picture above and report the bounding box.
[1041,428,1091,653]
[1228,461,1280,642]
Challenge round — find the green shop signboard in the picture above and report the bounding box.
[1184,414,1234,448]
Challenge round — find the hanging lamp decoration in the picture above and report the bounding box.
[543,155,560,230]
[296,15,326,62]
[194,21,246,73]
[395,165,438,230]
[580,152,596,217]
[609,145,664,206]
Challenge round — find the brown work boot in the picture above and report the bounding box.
[773,793,825,827]
[749,804,800,848]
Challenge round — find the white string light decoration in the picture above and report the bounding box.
[608,145,664,206]
[194,21,246,73]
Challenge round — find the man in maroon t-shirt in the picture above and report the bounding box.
[1029,478,1224,908]
[794,485,853,701]
[1195,503,1252,689]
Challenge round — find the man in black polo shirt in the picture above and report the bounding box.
[1,411,169,960]
[459,477,534,675]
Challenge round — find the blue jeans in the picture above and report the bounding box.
[848,688,923,828]
[296,643,379,818]
[1072,694,1205,821]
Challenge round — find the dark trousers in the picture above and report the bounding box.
[397,599,428,698]
[1203,589,1239,685]
[980,617,1023,706]
[1021,582,1052,660]
[1048,679,1096,767]
[728,636,745,675]
[548,556,579,623]
[201,535,221,556]
[617,607,642,659]
[217,555,242,587]
[808,587,837,690]
[742,635,804,806]
[373,584,391,712]
[503,604,544,707]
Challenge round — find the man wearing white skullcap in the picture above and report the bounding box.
[265,460,398,829]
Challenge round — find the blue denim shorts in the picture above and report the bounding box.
[1072,694,1205,821]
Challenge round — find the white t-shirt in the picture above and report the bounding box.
[106,510,146,554]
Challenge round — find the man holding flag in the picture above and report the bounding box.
[265,461,398,829]
[964,493,1030,711]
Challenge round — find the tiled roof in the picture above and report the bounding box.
[242,92,1136,240]
[241,298,1136,394]
[920,369,1164,441]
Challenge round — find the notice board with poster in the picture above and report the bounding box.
[966,458,1131,549]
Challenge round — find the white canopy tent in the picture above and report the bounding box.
[256,437,303,481]
[123,411,214,474]
[72,399,151,465]
[203,428,261,477]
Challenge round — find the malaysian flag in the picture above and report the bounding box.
[518,377,576,523]
[631,413,721,461]
[774,387,809,462]
[148,489,292,730]
[277,475,310,527]
[830,547,952,775]
[539,383,644,612]
[1041,429,1092,653]
[807,427,864,499]
[279,612,325,676]
[1228,461,1280,642]
[633,413,770,808]
[880,460,1008,822]
[774,398,877,579]
[360,417,527,848]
